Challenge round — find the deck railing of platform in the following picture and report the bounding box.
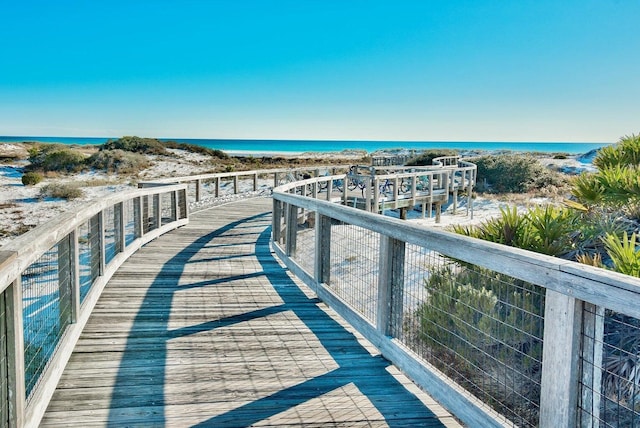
[272,175,640,428]
[0,184,188,428]
[138,165,350,211]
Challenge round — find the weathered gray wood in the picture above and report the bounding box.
[539,290,582,427]
[314,214,331,285]
[40,198,456,428]
[274,190,640,318]
[6,280,25,428]
[286,203,298,256]
[376,236,405,337]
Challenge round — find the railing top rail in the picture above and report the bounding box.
[0,183,188,294]
[272,188,640,318]
[139,164,352,185]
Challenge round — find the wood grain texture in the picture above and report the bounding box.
[40,197,458,427]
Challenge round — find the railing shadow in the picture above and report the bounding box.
[107,209,443,427]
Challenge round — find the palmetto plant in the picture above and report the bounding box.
[603,231,640,277]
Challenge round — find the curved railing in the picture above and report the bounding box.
[0,184,188,427]
[138,166,350,212]
[271,175,640,428]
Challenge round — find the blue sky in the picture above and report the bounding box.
[1,1,638,142]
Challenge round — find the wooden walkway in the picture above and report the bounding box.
[40,198,459,427]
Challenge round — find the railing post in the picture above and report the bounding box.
[314,214,331,285]
[115,202,125,252]
[6,277,25,428]
[540,289,582,427]
[215,177,220,197]
[272,199,282,244]
[253,172,258,191]
[377,235,405,336]
[89,214,102,281]
[134,196,143,237]
[285,203,298,256]
[153,193,160,229]
[195,179,201,202]
[233,175,239,194]
[98,211,106,275]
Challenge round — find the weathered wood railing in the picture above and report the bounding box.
[272,175,640,428]
[0,184,188,428]
[344,158,477,219]
[138,166,349,210]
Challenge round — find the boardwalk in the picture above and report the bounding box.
[40,198,458,427]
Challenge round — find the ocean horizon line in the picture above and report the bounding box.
[0,135,612,155]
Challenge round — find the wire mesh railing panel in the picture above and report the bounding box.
[177,190,187,220]
[290,211,316,275]
[328,222,380,324]
[77,221,92,304]
[103,205,117,265]
[0,291,8,428]
[21,239,73,400]
[160,192,174,224]
[124,199,136,246]
[580,306,640,427]
[401,245,545,427]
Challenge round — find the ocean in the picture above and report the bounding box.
[0,136,610,155]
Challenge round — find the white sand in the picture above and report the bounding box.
[0,145,591,247]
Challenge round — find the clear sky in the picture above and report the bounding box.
[1,1,638,143]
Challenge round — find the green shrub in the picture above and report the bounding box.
[417,262,543,426]
[573,135,640,217]
[27,144,87,172]
[21,172,43,186]
[39,183,84,200]
[471,154,563,193]
[101,136,167,155]
[163,140,229,159]
[87,149,151,174]
[406,149,458,166]
[594,134,640,169]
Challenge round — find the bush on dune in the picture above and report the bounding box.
[39,183,84,200]
[87,149,151,174]
[471,154,565,194]
[27,144,87,173]
[101,136,168,155]
[405,149,458,167]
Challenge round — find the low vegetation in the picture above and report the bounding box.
[39,183,84,200]
[470,153,568,194]
[415,134,640,425]
[405,149,458,166]
[21,171,43,186]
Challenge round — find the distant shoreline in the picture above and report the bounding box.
[0,136,611,155]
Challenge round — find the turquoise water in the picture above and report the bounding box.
[0,136,610,154]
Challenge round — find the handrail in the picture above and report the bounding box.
[1,184,188,427]
[271,175,640,428]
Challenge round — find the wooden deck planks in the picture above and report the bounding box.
[40,197,460,427]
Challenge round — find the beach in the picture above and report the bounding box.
[0,142,596,247]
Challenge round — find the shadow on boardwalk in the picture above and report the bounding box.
[44,200,448,427]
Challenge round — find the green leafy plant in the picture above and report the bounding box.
[21,171,43,186]
[603,232,640,277]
